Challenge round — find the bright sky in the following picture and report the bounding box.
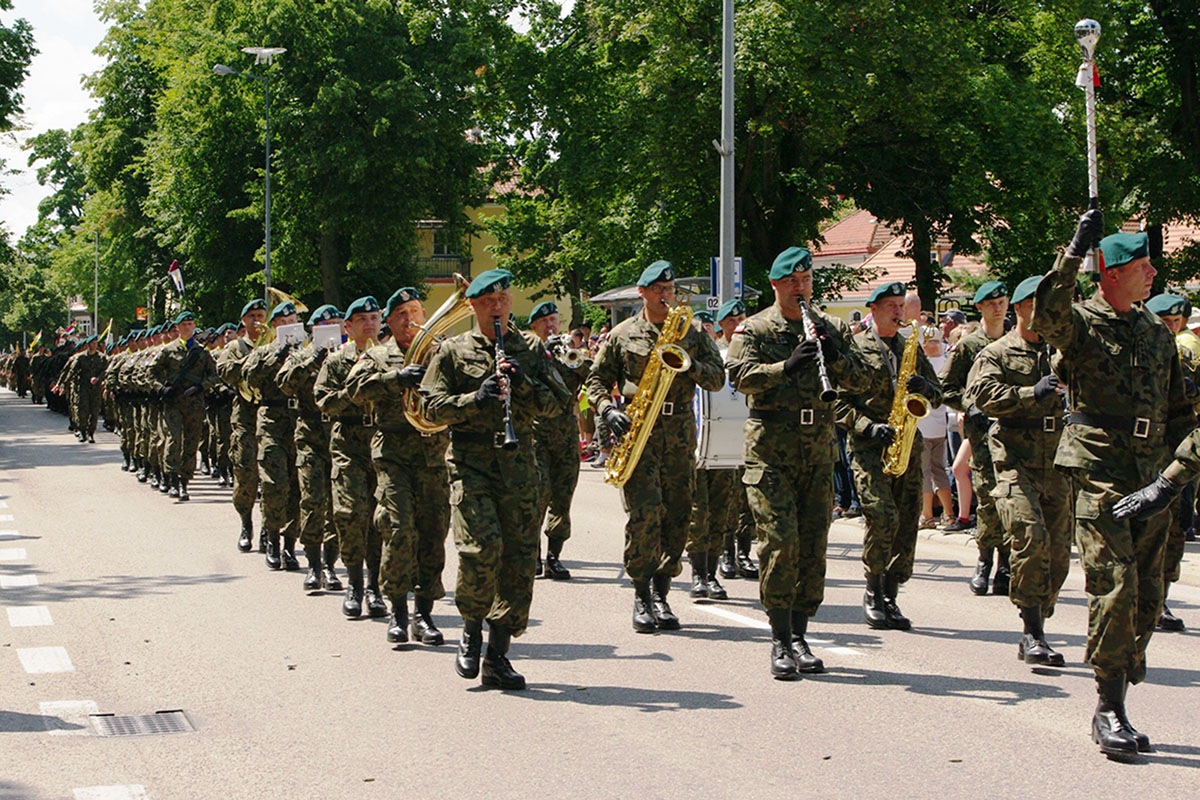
[0,0,105,242]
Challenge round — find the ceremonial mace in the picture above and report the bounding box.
[1075,18,1102,273]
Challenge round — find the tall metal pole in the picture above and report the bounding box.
[717,0,736,304]
[93,232,99,335]
[1075,19,1101,273]
[263,72,273,306]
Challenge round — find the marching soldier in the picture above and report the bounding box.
[421,269,569,689]
[837,281,943,631]
[60,336,106,443]
[346,287,451,645]
[940,280,1011,594]
[727,248,868,678]
[149,312,219,501]
[205,323,237,487]
[586,260,726,633]
[216,300,268,552]
[966,275,1070,666]
[1036,214,1193,757]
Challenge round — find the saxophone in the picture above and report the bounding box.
[402,273,472,434]
[605,302,694,488]
[881,323,931,476]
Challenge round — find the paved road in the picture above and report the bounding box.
[1,389,1198,799]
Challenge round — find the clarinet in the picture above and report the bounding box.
[798,300,837,402]
[493,317,520,450]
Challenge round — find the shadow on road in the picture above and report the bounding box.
[517,642,673,662]
[815,665,1068,705]
[1,572,242,602]
[907,625,1088,649]
[503,682,742,712]
[0,708,85,734]
[0,779,49,800]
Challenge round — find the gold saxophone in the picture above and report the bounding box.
[882,322,931,476]
[605,302,694,488]
[402,273,472,434]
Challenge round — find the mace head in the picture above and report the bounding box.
[1075,19,1101,60]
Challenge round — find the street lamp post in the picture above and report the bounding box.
[214,46,286,306]
[92,231,99,336]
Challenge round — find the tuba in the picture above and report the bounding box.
[402,273,472,433]
[605,302,694,488]
[882,322,931,476]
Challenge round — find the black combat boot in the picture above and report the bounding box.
[1118,680,1151,752]
[137,462,149,483]
[200,458,210,476]
[705,553,728,600]
[411,596,444,645]
[544,538,571,580]
[281,536,300,571]
[302,544,321,591]
[863,573,889,629]
[121,450,131,471]
[257,529,267,554]
[455,618,483,679]
[1017,606,1063,666]
[791,611,825,673]
[736,533,759,578]
[264,530,282,570]
[167,474,180,499]
[767,608,798,680]
[1092,675,1140,757]
[321,541,343,591]
[992,547,1011,596]
[689,553,709,599]
[632,581,656,633]
[387,596,409,644]
[882,574,912,630]
[482,624,526,690]
[237,514,253,553]
[177,479,189,502]
[342,562,364,618]
[650,574,680,630]
[969,546,993,595]
[1158,584,1185,632]
[364,562,388,618]
[149,468,159,490]
[718,534,738,579]
[158,470,171,494]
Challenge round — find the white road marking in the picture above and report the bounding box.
[17,646,74,673]
[0,573,38,588]
[0,547,28,561]
[41,700,99,736]
[0,500,8,508]
[0,514,13,522]
[74,787,149,800]
[7,605,53,627]
[0,530,19,540]
[693,605,863,657]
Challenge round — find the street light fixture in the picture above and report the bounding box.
[213,46,286,306]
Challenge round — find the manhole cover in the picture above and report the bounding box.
[90,710,194,736]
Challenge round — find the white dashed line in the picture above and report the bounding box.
[0,573,38,588]
[692,605,863,657]
[6,605,53,627]
[0,514,13,522]
[73,787,149,800]
[17,646,74,673]
[41,700,99,736]
[0,500,9,508]
[0,547,28,561]
[0,530,19,540]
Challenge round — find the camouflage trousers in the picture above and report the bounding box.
[229,402,259,517]
[687,468,738,558]
[161,396,205,480]
[969,433,1004,551]
[535,414,581,542]
[449,444,539,635]
[211,402,232,476]
[118,399,136,455]
[745,460,833,615]
[75,385,101,434]
[852,445,922,581]
[330,427,378,569]
[257,411,299,535]
[377,450,450,601]
[148,404,165,472]
[1163,482,1196,583]
[295,419,335,550]
[994,465,1072,617]
[1070,471,1168,684]
[132,403,148,461]
[618,420,696,584]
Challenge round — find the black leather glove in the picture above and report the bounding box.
[966,406,990,425]
[392,364,425,388]
[1066,208,1105,259]
[313,346,331,366]
[1112,473,1182,522]
[275,340,294,357]
[159,385,178,400]
[183,385,202,398]
[905,374,931,397]
[1033,374,1060,400]
[783,339,820,376]
[603,405,632,438]
[499,357,525,386]
[473,373,505,406]
[867,423,896,445]
[812,322,841,363]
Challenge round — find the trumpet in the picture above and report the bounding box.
[545,334,587,369]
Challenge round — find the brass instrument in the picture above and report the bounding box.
[605,302,694,488]
[798,300,836,402]
[546,334,587,369]
[236,323,278,404]
[882,322,930,477]
[403,273,472,434]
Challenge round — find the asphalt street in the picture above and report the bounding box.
[1,388,1198,799]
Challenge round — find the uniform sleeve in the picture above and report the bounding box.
[835,337,880,436]
[827,317,870,394]
[585,338,621,416]
[420,345,478,425]
[686,329,726,392]
[1165,429,1200,484]
[313,353,359,414]
[215,343,245,387]
[1165,347,1195,452]
[726,324,785,394]
[344,349,400,405]
[938,339,971,412]
[967,349,1037,416]
[1031,252,1085,353]
[519,339,571,414]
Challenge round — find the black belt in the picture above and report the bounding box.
[749,408,827,426]
[259,398,290,408]
[323,413,374,427]
[998,416,1061,432]
[1068,412,1164,439]
[450,430,514,448]
[376,422,436,438]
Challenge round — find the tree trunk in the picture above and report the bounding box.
[911,222,937,312]
[319,231,342,308]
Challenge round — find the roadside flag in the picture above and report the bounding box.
[168,259,185,296]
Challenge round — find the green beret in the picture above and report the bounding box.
[384,287,422,318]
[1100,232,1150,270]
[308,304,343,327]
[173,310,195,326]
[268,301,298,323]
[769,247,813,280]
[972,280,1008,305]
[1146,293,1187,317]
[716,298,747,322]
[636,260,674,287]
[344,296,380,318]
[1010,276,1043,305]
[695,310,714,324]
[867,282,906,305]
[529,301,559,323]
[240,298,267,318]
[466,269,514,299]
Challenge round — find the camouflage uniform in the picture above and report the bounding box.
[278,345,337,555]
[1163,344,1200,587]
[687,468,738,567]
[63,350,106,436]
[967,330,1071,618]
[1031,252,1192,684]
[149,338,219,486]
[244,341,300,550]
[216,337,261,528]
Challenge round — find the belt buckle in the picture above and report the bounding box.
[800,408,814,426]
[362,414,374,427]
[1133,417,1151,438]
[1042,416,1056,433]
[287,397,299,410]
[661,402,674,416]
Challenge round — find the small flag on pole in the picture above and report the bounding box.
[168,259,185,296]
[100,318,113,343]
[29,330,42,350]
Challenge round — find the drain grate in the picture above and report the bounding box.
[90,710,194,736]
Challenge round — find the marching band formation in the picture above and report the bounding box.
[1,210,1194,758]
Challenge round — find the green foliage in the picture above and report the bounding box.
[0,0,35,132]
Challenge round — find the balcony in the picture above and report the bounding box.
[415,254,472,281]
